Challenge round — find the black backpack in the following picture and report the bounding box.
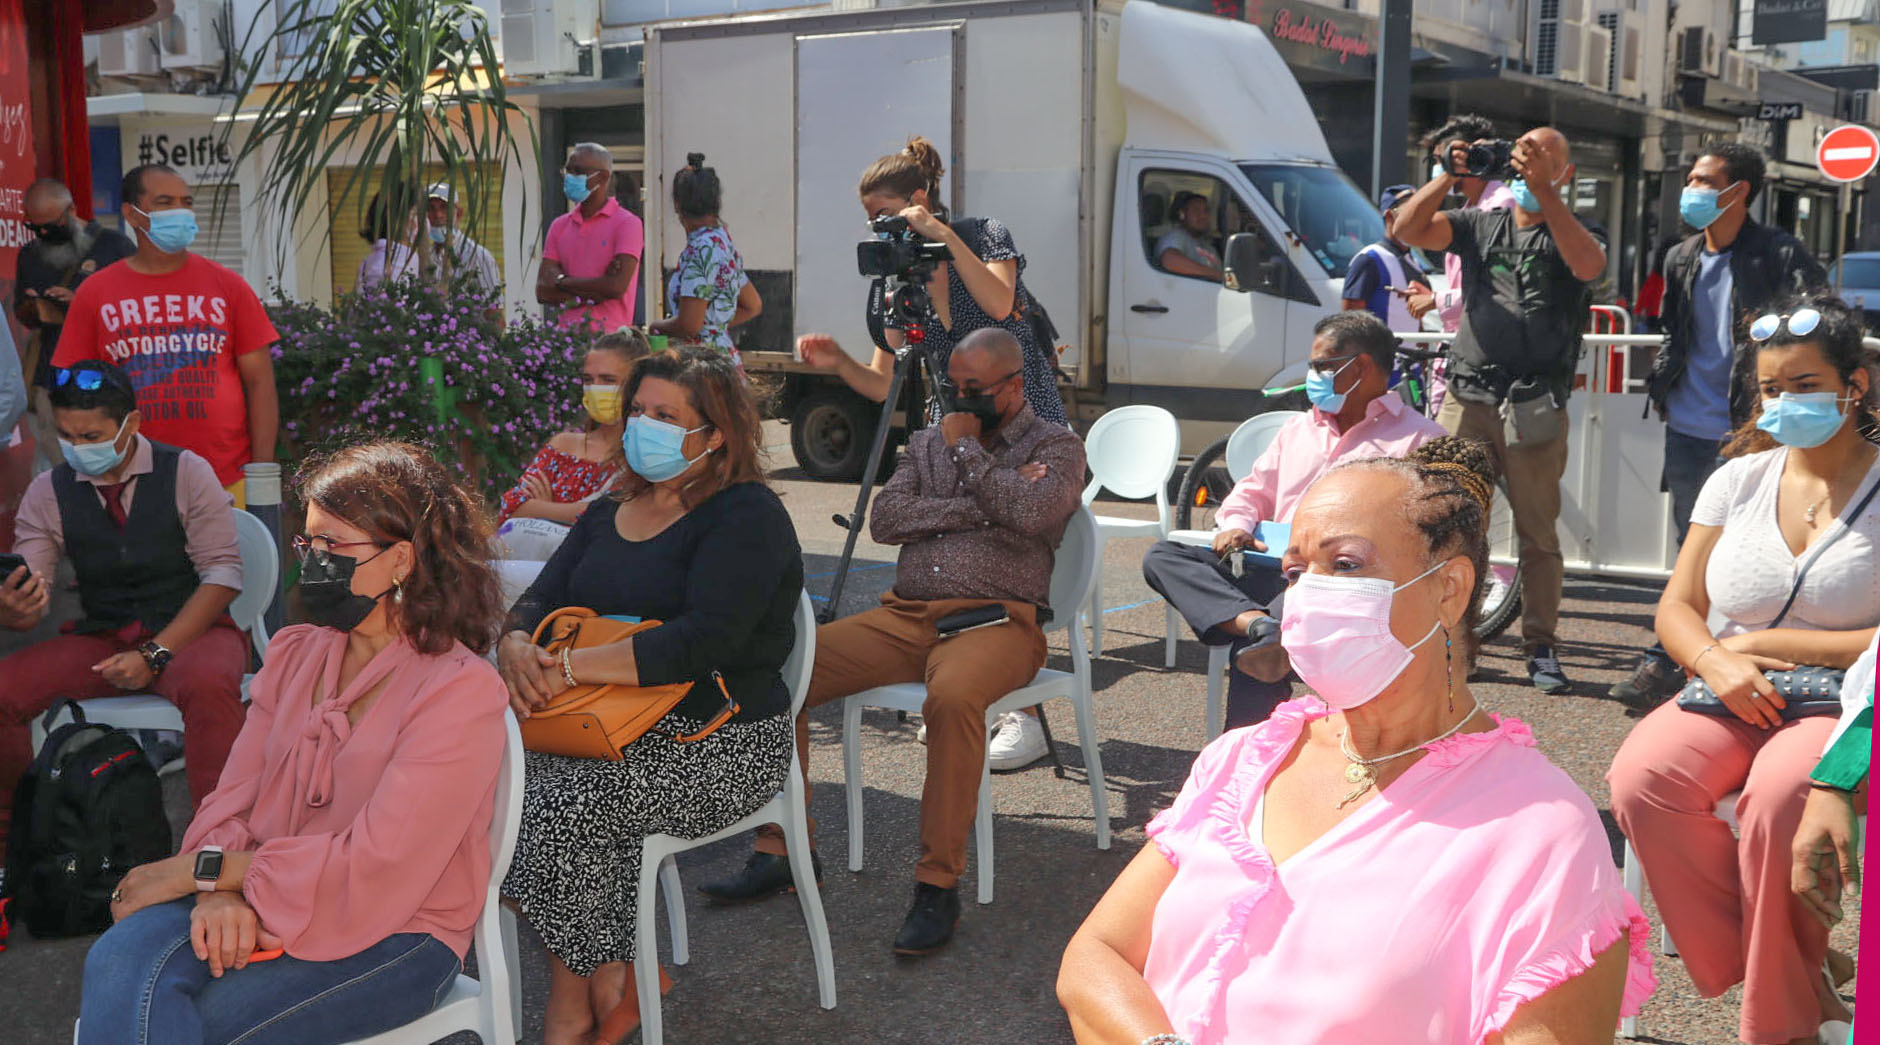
[3,703,171,938]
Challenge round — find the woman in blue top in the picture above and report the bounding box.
[650,154,762,365]
[797,136,1069,427]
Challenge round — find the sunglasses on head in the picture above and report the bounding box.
[1748,309,1822,343]
[54,368,107,391]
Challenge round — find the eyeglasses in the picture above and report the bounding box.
[291,534,382,566]
[54,368,106,391]
[939,368,1022,396]
[1748,309,1822,343]
[1308,353,1362,375]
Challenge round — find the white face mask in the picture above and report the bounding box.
[1279,559,1447,710]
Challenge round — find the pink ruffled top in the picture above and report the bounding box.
[1144,698,1655,1044]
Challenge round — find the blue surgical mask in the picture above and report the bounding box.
[428,224,448,244]
[1756,392,1851,449]
[1306,356,1359,414]
[1678,183,1738,230]
[132,205,198,254]
[624,414,710,482]
[60,418,130,477]
[1508,179,1541,213]
[562,171,593,205]
[1430,161,1447,183]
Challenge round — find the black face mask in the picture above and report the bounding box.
[946,369,1019,431]
[30,222,72,244]
[297,549,391,632]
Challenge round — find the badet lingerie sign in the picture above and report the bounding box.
[1244,0,1377,76]
[0,0,33,273]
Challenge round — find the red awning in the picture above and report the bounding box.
[83,0,174,34]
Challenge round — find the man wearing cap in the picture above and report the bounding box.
[1155,191,1223,282]
[1342,185,1434,332]
[424,182,501,304]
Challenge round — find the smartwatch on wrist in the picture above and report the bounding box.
[139,640,173,678]
[193,846,225,891]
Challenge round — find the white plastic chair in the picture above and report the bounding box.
[1080,405,1181,666]
[631,592,836,1045]
[345,711,526,1045]
[31,509,281,767]
[842,508,1109,905]
[1162,411,1301,740]
[1617,790,1866,1039]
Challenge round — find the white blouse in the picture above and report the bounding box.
[1692,447,1880,637]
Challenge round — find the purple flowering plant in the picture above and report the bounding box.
[268,276,589,504]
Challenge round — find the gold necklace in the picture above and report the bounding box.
[1336,701,1483,807]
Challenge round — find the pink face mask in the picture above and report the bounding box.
[1279,559,1446,710]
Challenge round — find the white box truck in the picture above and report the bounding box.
[643,0,1387,479]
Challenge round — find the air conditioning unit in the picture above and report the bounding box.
[1584,24,1613,90]
[1533,0,1590,79]
[160,0,229,71]
[1596,7,1646,98]
[96,27,161,77]
[500,0,599,78]
[1679,25,1718,76]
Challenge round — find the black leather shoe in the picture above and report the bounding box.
[1608,651,1683,710]
[697,851,822,904]
[1233,616,1290,683]
[892,882,961,956]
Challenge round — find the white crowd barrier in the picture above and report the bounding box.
[1393,331,1880,586]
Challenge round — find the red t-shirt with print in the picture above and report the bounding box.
[54,255,278,485]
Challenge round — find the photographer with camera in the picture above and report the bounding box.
[1395,126,1607,695]
[797,137,1069,428]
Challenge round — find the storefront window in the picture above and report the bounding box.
[1239,163,1383,278]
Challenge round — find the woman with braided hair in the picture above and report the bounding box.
[1060,436,1653,1045]
[650,153,761,362]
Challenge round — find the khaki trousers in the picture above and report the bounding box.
[755,594,1046,888]
[1436,396,1570,650]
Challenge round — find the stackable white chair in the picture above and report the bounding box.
[842,508,1108,905]
[1616,790,1866,1039]
[347,712,526,1045]
[1079,405,1181,665]
[1162,411,1300,740]
[633,592,835,1045]
[32,509,280,768]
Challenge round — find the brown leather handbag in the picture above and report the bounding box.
[520,608,740,760]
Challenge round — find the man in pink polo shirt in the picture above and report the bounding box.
[536,143,643,333]
[1141,312,1446,727]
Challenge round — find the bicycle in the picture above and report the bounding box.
[1172,340,1523,642]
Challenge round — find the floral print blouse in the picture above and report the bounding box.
[667,224,750,362]
[497,442,621,525]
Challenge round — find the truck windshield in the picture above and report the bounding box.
[1240,164,1386,279]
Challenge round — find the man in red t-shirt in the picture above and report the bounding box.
[55,164,278,506]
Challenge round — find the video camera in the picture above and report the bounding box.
[1453,139,1515,180]
[857,214,950,330]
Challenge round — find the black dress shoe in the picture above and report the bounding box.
[697,851,822,904]
[892,882,961,956]
[1233,616,1290,683]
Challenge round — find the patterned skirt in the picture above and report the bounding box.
[501,711,791,976]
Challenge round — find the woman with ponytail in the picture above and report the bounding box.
[650,153,762,363]
[797,135,1070,427]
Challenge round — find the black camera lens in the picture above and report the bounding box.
[1464,140,1515,179]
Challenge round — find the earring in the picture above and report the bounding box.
[1444,627,1455,714]
[393,576,405,604]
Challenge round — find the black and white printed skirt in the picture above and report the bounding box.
[502,710,791,976]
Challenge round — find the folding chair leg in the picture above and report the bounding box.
[844,698,866,873]
[659,857,688,966]
[974,760,995,905]
[635,850,667,1045]
[1087,568,1105,657]
[783,766,837,1009]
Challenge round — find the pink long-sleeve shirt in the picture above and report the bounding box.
[1437,180,1516,332]
[181,625,509,961]
[1214,393,1447,535]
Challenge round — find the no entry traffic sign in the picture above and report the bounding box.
[1817,124,1880,183]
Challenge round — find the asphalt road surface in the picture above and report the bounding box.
[0,430,1859,1044]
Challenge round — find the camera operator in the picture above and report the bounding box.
[1394,126,1607,696]
[797,136,1069,428]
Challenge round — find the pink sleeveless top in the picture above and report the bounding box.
[1144,699,1655,1044]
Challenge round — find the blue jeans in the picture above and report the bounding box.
[78,898,460,1045]
[1663,427,1728,543]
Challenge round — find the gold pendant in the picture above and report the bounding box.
[1339,762,1376,807]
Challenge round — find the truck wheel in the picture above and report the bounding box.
[790,391,877,481]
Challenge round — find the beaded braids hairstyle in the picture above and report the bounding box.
[1332,436,1496,661]
[297,442,507,656]
[615,347,768,509]
[1723,294,1880,459]
[858,136,949,220]
[672,153,722,220]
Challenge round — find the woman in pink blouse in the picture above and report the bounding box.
[77,442,511,1044]
[1059,438,1655,1044]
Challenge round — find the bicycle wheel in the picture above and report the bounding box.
[1475,477,1523,642]
[1174,435,1232,532]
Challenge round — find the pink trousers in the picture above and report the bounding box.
[1608,701,1837,1044]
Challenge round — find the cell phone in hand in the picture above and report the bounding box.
[0,553,27,581]
[935,604,1010,639]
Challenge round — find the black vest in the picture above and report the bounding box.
[53,441,197,635]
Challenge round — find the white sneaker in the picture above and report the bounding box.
[986,711,1048,772]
